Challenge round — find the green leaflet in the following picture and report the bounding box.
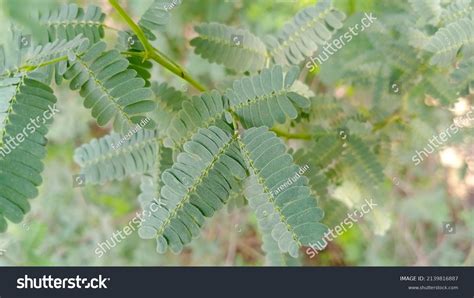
[368,32,420,74]
[292,148,329,199]
[165,89,232,149]
[191,23,268,73]
[261,233,302,266]
[265,0,346,66]
[240,126,327,258]
[24,36,88,69]
[409,0,441,26]
[319,198,349,228]
[420,73,457,105]
[73,83,184,185]
[138,144,174,210]
[311,96,346,128]
[64,41,156,134]
[127,55,153,87]
[138,126,246,254]
[225,65,310,128]
[74,129,159,185]
[116,0,174,56]
[451,56,474,91]
[440,0,474,25]
[0,76,57,232]
[165,65,309,149]
[115,31,154,86]
[425,17,474,66]
[152,82,189,135]
[25,36,89,86]
[310,130,385,192]
[408,28,431,50]
[0,36,89,85]
[342,135,385,190]
[138,0,179,40]
[312,134,345,168]
[40,4,105,44]
[226,184,246,212]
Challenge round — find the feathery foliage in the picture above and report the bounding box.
[139,0,181,40]
[138,126,246,253]
[165,89,231,149]
[39,4,105,44]
[1,0,471,268]
[225,65,310,128]
[191,23,268,73]
[240,127,327,258]
[74,129,159,185]
[266,0,346,66]
[0,75,56,232]
[64,41,156,133]
[425,16,474,65]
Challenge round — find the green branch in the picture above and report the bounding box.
[109,0,206,92]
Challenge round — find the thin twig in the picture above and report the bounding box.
[108,0,206,92]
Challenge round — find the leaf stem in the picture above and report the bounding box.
[270,127,311,140]
[0,55,69,77]
[21,55,68,72]
[372,109,401,132]
[108,0,206,92]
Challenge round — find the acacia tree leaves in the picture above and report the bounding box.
[191,23,268,73]
[39,4,105,44]
[225,65,310,128]
[309,131,385,193]
[239,127,327,258]
[420,73,458,105]
[165,90,231,150]
[266,0,346,66]
[64,41,156,134]
[138,0,181,40]
[0,76,57,232]
[165,65,310,151]
[25,36,90,85]
[138,144,174,210]
[73,83,188,186]
[440,0,474,25]
[74,129,159,185]
[138,126,246,253]
[23,36,88,69]
[451,56,474,92]
[341,135,384,190]
[425,17,474,66]
[409,0,441,26]
[152,82,189,134]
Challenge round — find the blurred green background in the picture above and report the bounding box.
[0,0,472,266]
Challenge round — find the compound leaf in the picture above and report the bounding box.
[240,126,327,258]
